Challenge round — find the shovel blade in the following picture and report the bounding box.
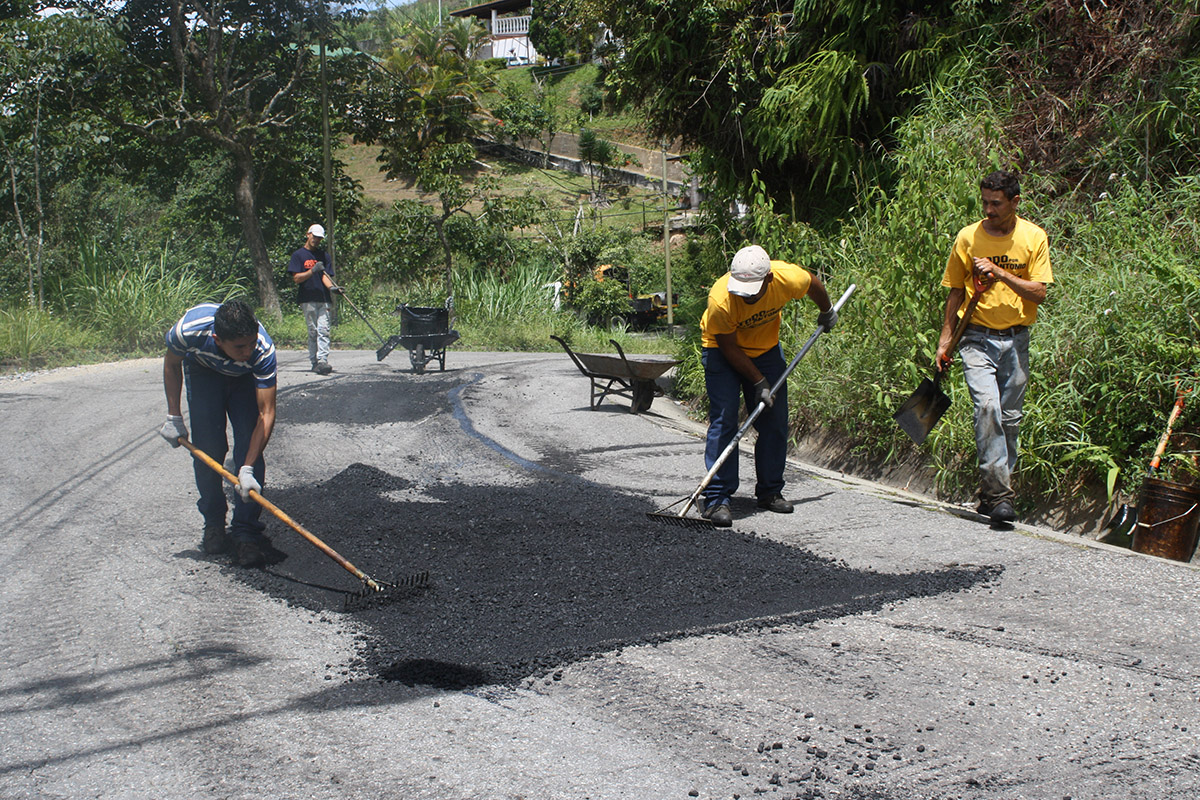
[376,335,401,362]
[1097,504,1136,548]
[893,377,951,445]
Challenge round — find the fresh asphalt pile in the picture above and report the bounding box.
[226,372,1001,690]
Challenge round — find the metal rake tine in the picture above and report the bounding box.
[645,511,716,530]
[342,570,430,612]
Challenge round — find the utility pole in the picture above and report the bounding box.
[320,19,334,274]
[662,143,673,330]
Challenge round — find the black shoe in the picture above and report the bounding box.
[990,500,1016,525]
[235,540,267,568]
[201,525,231,555]
[702,503,733,528]
[976,501,993,517]
[314,361,332,375]
[757,493,794,514]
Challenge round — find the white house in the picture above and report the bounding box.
[450,0,537,65]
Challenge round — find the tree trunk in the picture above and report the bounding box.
[232,149,282,320]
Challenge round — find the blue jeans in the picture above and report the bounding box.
[702,345,789,509]
[958,326,1030,505]
[184,364,266,542]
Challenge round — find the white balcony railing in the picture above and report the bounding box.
[492,15,530,36]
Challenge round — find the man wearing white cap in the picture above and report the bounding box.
[287,223,340,374]
[698,245,836,527]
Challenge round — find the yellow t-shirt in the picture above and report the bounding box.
[700,261,813,357]
[942,217,1053,329]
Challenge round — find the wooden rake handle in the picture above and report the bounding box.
[177,438,382,592]
[1149,382,1190,473]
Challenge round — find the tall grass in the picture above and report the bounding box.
[61,239,246,351]
[0,306,79,366]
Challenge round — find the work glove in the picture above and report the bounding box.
[304,259,324,276]
[331,285,345,294]
[159,415,187,447]
[237,465,261,502]
[817,307,838,331]
[753,378,774,408]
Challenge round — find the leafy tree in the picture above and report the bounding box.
[528,0,570,63]
[0,9,118,307]
[90,0,368,318]
[572,0,997,216]
[491,81,557,166]
[353,17,498,299]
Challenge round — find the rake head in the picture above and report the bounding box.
[645,510,717,530]
[343,569,430,612]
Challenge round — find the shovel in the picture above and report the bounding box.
[329,281,396,361]
[1098,380,1189,546]
[893,280,988,445]
[647,284,856,529]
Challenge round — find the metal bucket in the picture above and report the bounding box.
[1131,477,1200,562]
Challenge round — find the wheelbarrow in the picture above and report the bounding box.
[378,302,460,374]
[551,335,680,414]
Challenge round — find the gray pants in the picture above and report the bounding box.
[302,301,332,365]
[959,325,1030,505]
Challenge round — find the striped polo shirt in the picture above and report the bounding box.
[165,303,277,388]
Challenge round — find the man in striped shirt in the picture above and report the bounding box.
[160,299,278,567]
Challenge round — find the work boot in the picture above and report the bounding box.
[757,493,794,514]
[235,540,267,569]
[990,500,1016,525]
[314,361,332,375]
[703,503,733,528]
[201,524,231,555]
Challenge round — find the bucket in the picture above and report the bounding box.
[1131,477,1200,562]
[400,306,448,338]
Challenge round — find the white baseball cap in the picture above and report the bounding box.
[307,223,326,238]
[727,245,771,297]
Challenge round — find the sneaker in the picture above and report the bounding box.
[990,500,1016,525]
[235,540,267,568]
[314,361,332,375]
[702,503,733,528]
[201,525,231,555]
[757,493,794,514]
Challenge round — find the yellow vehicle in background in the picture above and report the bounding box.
[571,264,677,330]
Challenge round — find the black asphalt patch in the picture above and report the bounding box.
[228,374,1002,690]
[280,375,457,424]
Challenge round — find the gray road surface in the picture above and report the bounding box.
[2,349,1198,800]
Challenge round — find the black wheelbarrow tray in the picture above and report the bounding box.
[378,304,460,374]
[551,335,680,414]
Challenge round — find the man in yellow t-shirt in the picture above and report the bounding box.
[935,170,1054,526]
[698,245,835,527]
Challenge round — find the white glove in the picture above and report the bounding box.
[817,307,838,331]
[160,415,187,447]
[237,465,261,502]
